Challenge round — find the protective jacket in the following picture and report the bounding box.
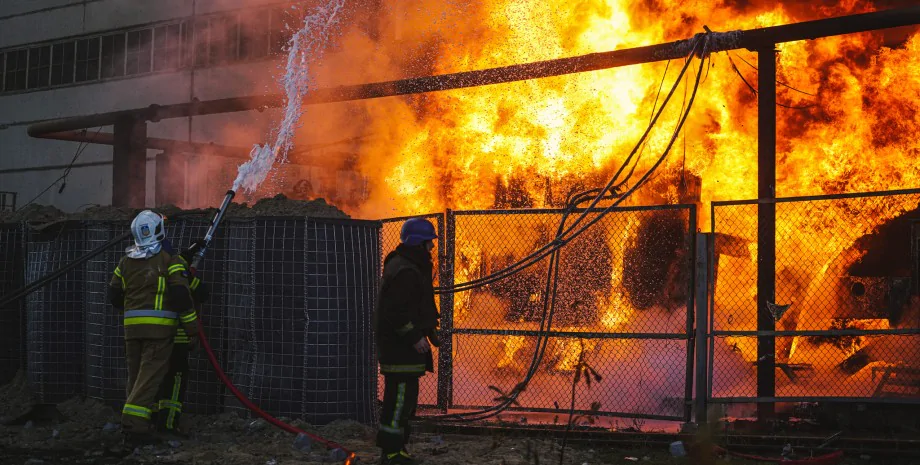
[375,244,440,374]
[108,250,199,340]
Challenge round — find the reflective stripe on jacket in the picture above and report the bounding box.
[110,250,198,340]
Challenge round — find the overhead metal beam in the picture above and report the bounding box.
[40,130,252,159]
[27,6,920,139]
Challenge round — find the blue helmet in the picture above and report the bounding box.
[400,218,438,246]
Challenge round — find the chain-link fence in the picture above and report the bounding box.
[379,214,445,409]
[439,206,697,421]
[7,216,381,425]
[710,189,920,404]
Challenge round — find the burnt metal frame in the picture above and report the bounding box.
[439,204,697,422]
[709,187,920,406]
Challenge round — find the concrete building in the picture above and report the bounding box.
[0,0,364,213]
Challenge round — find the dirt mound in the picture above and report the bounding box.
[0,370,36,421]
[0,195,350,225]
[0,204,65,224]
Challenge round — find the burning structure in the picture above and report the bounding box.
[11,1,920,426]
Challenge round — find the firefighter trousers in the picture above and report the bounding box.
[376,373,421,455]
[123,338,174,433]
[154,342,189,432]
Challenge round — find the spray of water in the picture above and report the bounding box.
[232,1,345,193]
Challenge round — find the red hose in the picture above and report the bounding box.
[714,446,844,465]
[196,319,357,464]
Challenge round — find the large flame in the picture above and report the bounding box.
[248,1,920,402]
[278,0,920,223]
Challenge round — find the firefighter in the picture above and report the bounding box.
[107,211,199,447]
[374,218,440,465]
[151,240,210,438]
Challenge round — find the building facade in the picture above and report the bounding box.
[0,0,363,213]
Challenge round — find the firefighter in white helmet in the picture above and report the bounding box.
[107,210,199,447]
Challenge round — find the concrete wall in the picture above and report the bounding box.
[0,1,288,212]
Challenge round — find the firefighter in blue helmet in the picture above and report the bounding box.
[374,218,440,465]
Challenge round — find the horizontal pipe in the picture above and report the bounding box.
[444,404,683,422]
[40,131,252,159]
[27,7,920,138]
[451,328,690,339]
[712,328,920,337]
[0,231,132,308]
[711,187,920,207]
[711,396,920,404]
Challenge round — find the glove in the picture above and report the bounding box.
[427,327,441,348]
[187,335,200,352]
[181,240,205,264]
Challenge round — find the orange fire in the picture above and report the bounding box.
[264,1,920,397]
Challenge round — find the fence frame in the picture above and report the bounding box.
[708,187,920,406]
[433,203,698,422]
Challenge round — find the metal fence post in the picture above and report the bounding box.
[695,232,710,424]
[757,44,778,420]
[437,210,455,412]
[683,206,697,423]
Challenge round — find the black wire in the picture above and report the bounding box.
[428,35,711,422]
[436,36,707,295]
[733,51,816,96]
[726,53,817,110]
[18,129,98,210]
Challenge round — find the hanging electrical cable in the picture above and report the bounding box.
[435,34,709,296]
[427,32,712,422]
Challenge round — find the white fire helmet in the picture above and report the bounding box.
[130,210,166,248]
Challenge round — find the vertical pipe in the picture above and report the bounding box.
[757,45,777,420]
[683,206,697,423]
[437,210,456,412]
[112,117,147,208]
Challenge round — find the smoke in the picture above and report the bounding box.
[232,1,346,194]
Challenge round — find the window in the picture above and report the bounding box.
[192,19,210,67]
[27,45,51,89]
[75,38,100,82]
[270,7,295,56]
[209,14,239,65]
[50,42,75,85]
[101,33,126,78]
[125,29,152,75]
[153,23,182,71]
[240,10,270,60]
[4,49,28,92]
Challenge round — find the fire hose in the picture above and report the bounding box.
[189,190,356,464]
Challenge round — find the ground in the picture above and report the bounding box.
[0,374,915,465]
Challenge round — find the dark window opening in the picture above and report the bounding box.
[153,23,182,71]
[51,42,75,85]
[209,15,239,65]
[240,10,270,60]
[101,33,126,78]
[4,49,28,92]
[27,45,51,89]
[75,38,100,82]
[125,29,152,75]
[192,19,210,67]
